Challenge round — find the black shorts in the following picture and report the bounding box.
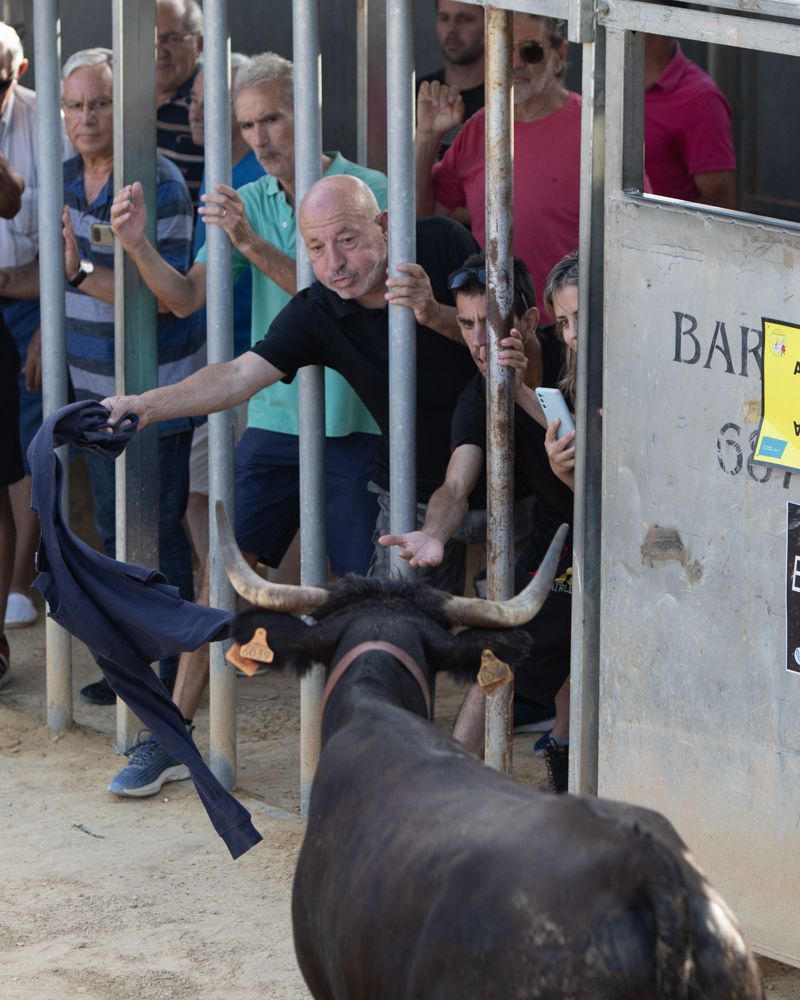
[0,313,23,486]
[514,547,572,706]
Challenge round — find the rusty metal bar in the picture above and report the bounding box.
[483,6,515,773]
[293,0,327,821]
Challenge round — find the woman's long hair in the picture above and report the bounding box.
[543,251,579,406]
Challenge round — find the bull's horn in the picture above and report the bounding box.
[442,523,570,628]
[215,500,329,614]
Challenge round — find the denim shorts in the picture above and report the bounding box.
[233,428,379,576]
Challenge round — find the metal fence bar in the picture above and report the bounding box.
[293,0,327,822]
[112,0,159,750]
[569,26,606,797]
[386,0,416,577]
[599,0,800,54]
[34,0,72,732]
[356,0,368,167]
[483,5,515,773]
[204,0,237,790]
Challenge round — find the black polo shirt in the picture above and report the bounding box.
[250,216,479,501]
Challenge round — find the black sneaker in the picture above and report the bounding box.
[80,676,117,706]
[0,633,9,690]
[542,737,569,794]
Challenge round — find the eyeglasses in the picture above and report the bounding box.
[157,32,196,47]
[0,73,16,96]
[447,266,486,291]
[513,40,546,65]
[62,98,113,119]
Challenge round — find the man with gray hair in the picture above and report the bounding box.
[0,23,70,630]
[156,0,205,205]
[107,52,388,796]
[31,47,201,706]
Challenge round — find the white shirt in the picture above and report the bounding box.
[0,84,71,267]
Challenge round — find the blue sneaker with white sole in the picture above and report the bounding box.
[109,729,191,798]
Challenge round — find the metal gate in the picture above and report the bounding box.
[586,0,800,964]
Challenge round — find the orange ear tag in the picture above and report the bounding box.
[476,648,513,694]
[225,628,275,676]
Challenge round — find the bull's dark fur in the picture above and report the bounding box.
[233,579,763,1000]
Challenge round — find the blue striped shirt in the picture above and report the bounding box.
[63,153,205,437]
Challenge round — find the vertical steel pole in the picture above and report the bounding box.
[570,25,606,797]
[386,0,416,578]
[356,0,368,167]
[204,0,236,789]
[293,0,326,821]
[483,6,515,773]
[112,0,159,750]
[34,0,72,732]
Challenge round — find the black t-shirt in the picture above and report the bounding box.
[449,325,574,562]
[417,69,485,159]
[250,216,479,501]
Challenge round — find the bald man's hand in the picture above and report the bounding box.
[385,263,441,328]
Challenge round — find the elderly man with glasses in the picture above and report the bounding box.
[53,47,202,706]
[416,13,580,320]
[156,0,204,206]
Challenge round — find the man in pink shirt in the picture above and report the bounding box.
[416,14,580,319]
[644,36,736,209]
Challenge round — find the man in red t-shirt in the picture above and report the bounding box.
[644,36,736,209]
[416,13,580,319]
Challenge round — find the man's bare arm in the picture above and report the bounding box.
[103,351,284,429]
[0,152,23,219]
[199,185,297,296]
[111,181,207,317]
[379,443,484,567]
[0,259,39,298]
[415,81,462,218]
[385,262,463,344]
[693,169,736,211]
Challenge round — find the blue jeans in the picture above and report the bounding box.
[84,429,194,681]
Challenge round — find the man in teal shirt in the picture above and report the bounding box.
[108,52,386,797]
[112,51,386,580]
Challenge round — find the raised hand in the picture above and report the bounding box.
[61,205,80,282]
[198,184,255,251]
[385,262,441,327]
[417,80,464,137]
[378,530,445,569]
[544,419,575,490]
[111,181,148,250]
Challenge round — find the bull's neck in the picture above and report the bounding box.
[321,647,429,745]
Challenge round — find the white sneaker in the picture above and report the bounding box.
[4,593,38,629]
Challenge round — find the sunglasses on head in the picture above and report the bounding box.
[447,266,486,291]
[514,40,546,65]
[0,73,17,95]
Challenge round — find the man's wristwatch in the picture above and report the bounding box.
[68,260,95,288]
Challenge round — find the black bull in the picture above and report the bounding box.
[221,518,763,999]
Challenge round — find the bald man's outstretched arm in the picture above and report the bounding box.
[102,351,284,429]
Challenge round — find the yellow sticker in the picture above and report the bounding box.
[754,318,800,472]
[476,648,513,694]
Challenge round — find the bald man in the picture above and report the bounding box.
[105,173,480,591]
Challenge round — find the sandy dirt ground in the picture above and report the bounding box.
[2,604,799,999]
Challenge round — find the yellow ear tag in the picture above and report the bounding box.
[225,628,275,677]
[240,627,275,663]
[476,648,513,694]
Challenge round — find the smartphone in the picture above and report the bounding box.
[91,223,114,247]
[534,387,575,441]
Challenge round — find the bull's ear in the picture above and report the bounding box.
[427,627,534,683]
[229,609,316,675]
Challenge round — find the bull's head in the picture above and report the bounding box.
[215,501,569,629]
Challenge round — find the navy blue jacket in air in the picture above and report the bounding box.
[28,401,262,859]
